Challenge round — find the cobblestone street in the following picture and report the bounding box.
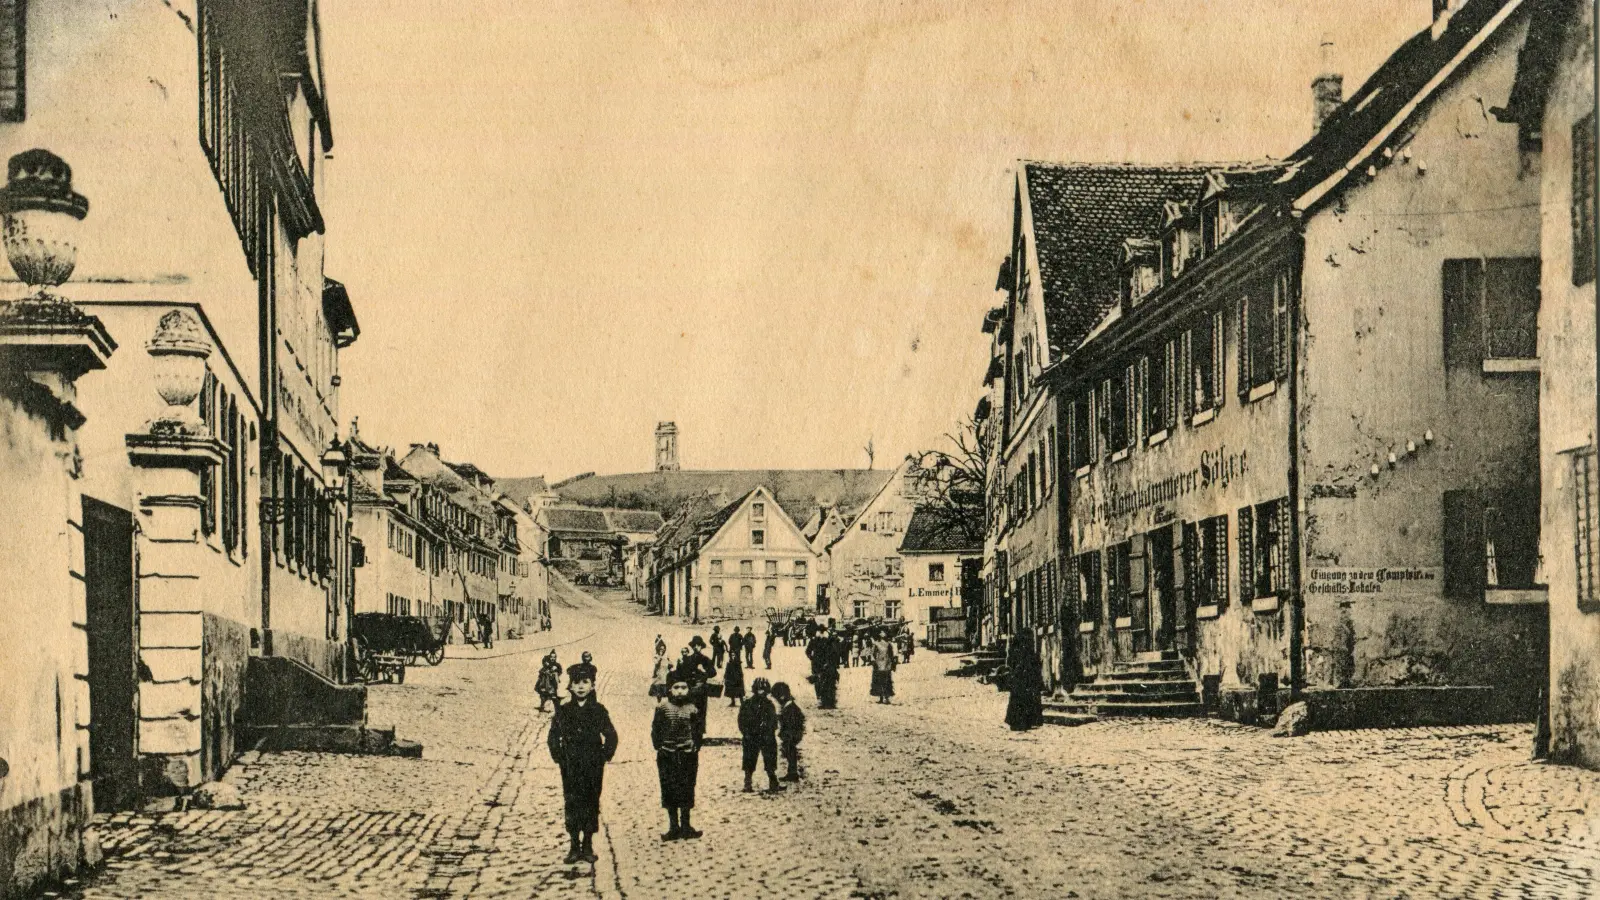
[58,581,1600,899]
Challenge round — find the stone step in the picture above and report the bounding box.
[1090,700,1205,718]
[1098,668,1194,682]
[1112,659,1188,674]
[1041,709,1099,727]
[1073,681,1201,700]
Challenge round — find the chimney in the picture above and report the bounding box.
[1432,0,1464,39]
[1312,34,1343,133]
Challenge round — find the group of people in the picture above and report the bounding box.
[804,620,901,708]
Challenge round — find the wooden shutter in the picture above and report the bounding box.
[1139,354,1152,438]
[1576,113,1596,286]
[1214,517,1230,610]
[1238,296,1251,398]
[1442,490,1485,599]
[1129,534,1149,633]
[1172,522,1188,613]
[1442,259,1484,367]
[1180,329,1195,421]
[1237,505,1255,604]
[1274,271,1292,382]
[1275,498,1292,595]
[1213,309,1227,409]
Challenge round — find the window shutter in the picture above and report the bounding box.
[1165,341,1179,431]
[1575,113,1596,287]
[1442,490,1486,599]
[1276,497,1292,595]
[1180,330,1194,421]
[1237,505,1254,603]
[1139,354,1152,437]
[1213,518,1230,610]
[1213,309,1227,409]
[1443,259,1484,367]
[1274,272,1292,383]
[1237,297,1251,398]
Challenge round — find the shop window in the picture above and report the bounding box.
[1187,310,1224,417]
[1575,113,1596,287]
[928,562,945,582]
[1443,488,1541,597]
[1183,515,1230,612]
[1443,258,1541,365]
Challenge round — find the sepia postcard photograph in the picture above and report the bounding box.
[0,0,1596,897]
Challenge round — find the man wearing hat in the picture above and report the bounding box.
[806,624,841,709]
[674,635,718,740]
[547,658,617,864]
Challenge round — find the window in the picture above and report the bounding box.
[1238,499,1290,602]
[794,586,807,606]
[1142,344,1173,438]
[712,584,725,603]
[1107,542,1131,621]
[886,557,903,578]
[1576,113,1596,286]
[1443,258,1541,364]
[1240,271,1291,394]
[710,559,724,575]
[751,529,765,547]
[764,585,778,605]
[1443,488,1541,596]
[1069,394,1092,469]
[854,599,871,619]
[1077,551,1103,624]
[885,599,902,620]
[928,562,946,582]
[751,502,766,522]
[794,560,808,577]
[1187,310,1224,416]
[1105,366,1132,456]
[740,560,754,576]
[1183,515,1230,612]
[739,584,754,602]
[765,559,779,576]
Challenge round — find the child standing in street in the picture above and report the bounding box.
[547,661,618,864]
[652,678,703,841]
[773,681,806,781]
[535,651,561,712]
[738,677,783,793]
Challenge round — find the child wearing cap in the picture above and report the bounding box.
[651,678,703,841]
[772,681,806,782]
[737,677,783,793]
[547,660,618,864]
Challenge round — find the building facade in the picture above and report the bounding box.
[1054,0,1547,726]
[652,487,817,622]
[826,462,919,622]
[900,505,983,649]
[1497,0,1599,767]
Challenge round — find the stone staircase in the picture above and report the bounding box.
[1042,651,1204,725]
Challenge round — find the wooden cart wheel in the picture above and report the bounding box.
[425,646,445,666]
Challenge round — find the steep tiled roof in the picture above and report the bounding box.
[498,476,549,509]
[1023,162,1212,357]
[899,505,984,555]
[1276,0,1518,207]
[606,509,665,534]
[543,506,613,534]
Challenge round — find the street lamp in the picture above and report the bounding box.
[0,149,89,301]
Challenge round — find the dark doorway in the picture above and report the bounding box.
[1148,526,1177,652]
[82,496,140,812]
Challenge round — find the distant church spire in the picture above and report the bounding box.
[655,422,680,472]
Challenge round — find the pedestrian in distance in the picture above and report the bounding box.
[806,625,840,709]
[738,677,783,793]
[772,681,805,782]
[763,627,776,670]
[535,651,562,713]
[868,627,897,704]
[652,677,703,841]
[547,661,618,864]
[655,634,667,658]
[729,626,745,675]
[675,636,718,741]
[1004,630,1045,732]
[477,612,494,649]
[724,636,747,707]
[897,628,914,663]
[710,625,726,669]
[744,626,755,667]
[650,645,673,698]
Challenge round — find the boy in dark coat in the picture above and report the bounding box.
[710,626,726,669]
[772,681,806,781]
[763,628,776,669]
[547,662,618,864]
[737,677,783,793]
[652,677,703,841]
[674,636,718,740]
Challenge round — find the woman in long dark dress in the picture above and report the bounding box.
[724,642,747,707]
[1004,631,1044,731]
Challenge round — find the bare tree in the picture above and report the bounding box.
[863,437,876,470]
[906,414,991,546]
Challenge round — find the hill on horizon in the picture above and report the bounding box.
[532,468,894,525]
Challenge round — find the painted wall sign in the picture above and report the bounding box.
[912,587,956,599]
[1088,446,1250,523]
[1306,567,1442,596]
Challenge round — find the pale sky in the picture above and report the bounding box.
[320,0,1428,483]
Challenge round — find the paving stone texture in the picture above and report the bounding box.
[49,578,1600,899]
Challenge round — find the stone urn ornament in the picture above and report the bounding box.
[0,148,89,298]
[146,308,213,436]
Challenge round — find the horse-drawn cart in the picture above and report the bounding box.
[351,613,449,683]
